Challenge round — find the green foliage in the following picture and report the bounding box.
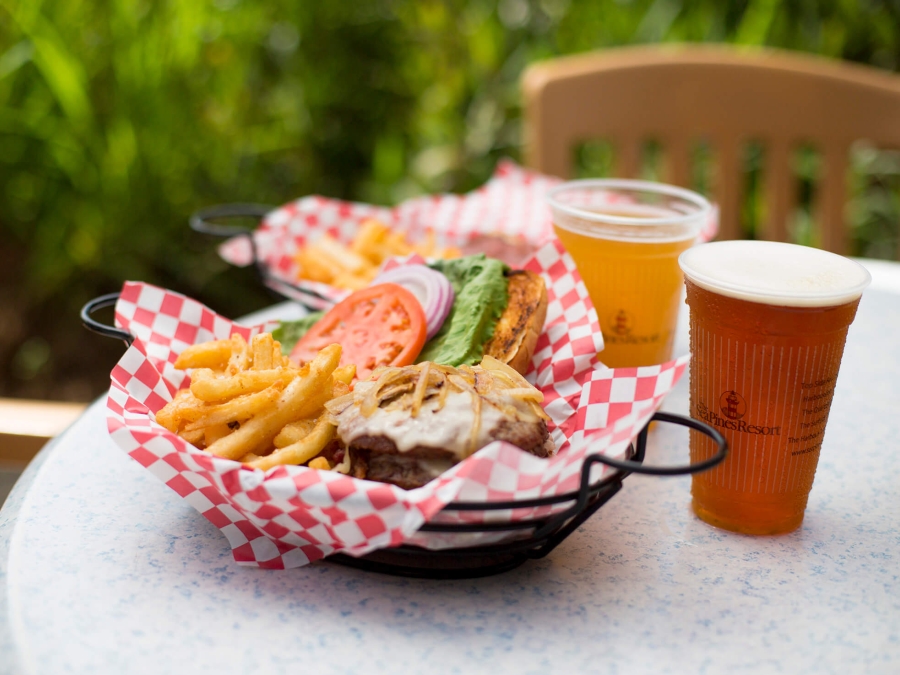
[0,0,899,398]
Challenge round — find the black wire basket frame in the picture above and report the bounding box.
[189,203,338,309]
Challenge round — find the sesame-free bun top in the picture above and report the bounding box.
[679,240,871,307]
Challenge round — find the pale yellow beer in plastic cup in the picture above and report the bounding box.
[679,241,871,535]
[547,180,711,367]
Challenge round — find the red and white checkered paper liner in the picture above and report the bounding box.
[216,159,718,309]
[106,240,688,569]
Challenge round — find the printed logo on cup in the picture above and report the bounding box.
[609,309,633,336]
[602,309,661,346]
[719,390,746,420]
[695,393,781,437]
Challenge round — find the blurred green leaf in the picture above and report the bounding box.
[0,40,33,80]
[735,0,780,45]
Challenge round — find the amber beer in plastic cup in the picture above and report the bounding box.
[547,180,711,367]
[679,241,871,535]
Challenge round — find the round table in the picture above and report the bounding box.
[2,260,898,675]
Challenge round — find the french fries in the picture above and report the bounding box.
[244,415,335,471]
[294,219,461,290]
[155,333,353,472]
[174,339,232,370]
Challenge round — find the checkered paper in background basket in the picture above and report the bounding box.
[105,239,689,569]
[216,160,719,310]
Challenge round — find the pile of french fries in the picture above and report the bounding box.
[155,333,353,472]
[294,218,461,290]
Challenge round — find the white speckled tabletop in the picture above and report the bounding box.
[1,260,898,675]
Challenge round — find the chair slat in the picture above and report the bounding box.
[615,137,642,179]
[713,136,743,241]
[762,140,794,243]
[816,144,849,256]
[663,136,692,189]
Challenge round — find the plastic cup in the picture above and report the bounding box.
[547,179,711,367]
[679,240,871,535]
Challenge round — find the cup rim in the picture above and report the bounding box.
[679,240,873,307]
[546,178,713,227]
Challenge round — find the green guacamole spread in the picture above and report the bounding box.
[415,254,508,366]
[273,254,509,368]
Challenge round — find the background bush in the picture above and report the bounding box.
[1,0,898,401]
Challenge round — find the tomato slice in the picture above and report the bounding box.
[289,283,427,381]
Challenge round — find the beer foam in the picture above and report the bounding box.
[679,241,871,307]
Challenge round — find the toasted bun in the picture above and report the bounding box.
[483,270,548,375]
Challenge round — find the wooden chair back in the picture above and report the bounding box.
[522,45,900,256]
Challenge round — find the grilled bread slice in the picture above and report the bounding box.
[484,269,548,375]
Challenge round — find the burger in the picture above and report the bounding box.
[324,356,555,489]
[274,253,552,488]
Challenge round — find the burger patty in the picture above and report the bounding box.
[349,417,551,460]
[346,418,553,489]
[359,454,449,491]
[346,435,457,460]
[490,418,553,458]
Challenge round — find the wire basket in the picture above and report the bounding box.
[83,287,726,580]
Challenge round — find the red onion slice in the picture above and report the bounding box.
[373,264,455,340]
